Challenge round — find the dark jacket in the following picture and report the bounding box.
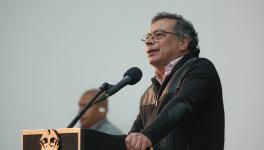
[130,54,225,150]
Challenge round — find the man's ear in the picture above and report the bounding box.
[98,107,106,113]
[179,37,190,52]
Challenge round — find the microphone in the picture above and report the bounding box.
[67,67,142,128]
[96,67,142,102]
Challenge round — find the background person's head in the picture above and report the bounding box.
[78,89,108,128]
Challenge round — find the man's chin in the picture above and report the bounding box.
[148,58,159,66]
[81,123,92,128]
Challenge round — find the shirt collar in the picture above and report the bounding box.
[155,56,183,85]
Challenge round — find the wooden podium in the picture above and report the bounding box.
[22,128,126,150]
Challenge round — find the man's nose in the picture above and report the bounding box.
[145,36,155,45]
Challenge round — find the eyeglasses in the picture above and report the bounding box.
[141,30,180,42]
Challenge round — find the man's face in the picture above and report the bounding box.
[79,93,100,128]
[145,18,183,69]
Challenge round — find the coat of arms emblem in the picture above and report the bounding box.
[40,129,60,150]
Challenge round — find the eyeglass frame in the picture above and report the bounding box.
[141,29,182,42]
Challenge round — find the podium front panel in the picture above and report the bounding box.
[22,128,80,150]
[22,128,126,150]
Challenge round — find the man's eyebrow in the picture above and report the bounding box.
[145,29,164,36]
[150,29,164,33]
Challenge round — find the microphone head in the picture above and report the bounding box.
[123,67,143,85]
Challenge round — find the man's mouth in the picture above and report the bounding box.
[147,49,159,56]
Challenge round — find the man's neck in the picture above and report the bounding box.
[81,116,107,128]
[155,68,165,80]
[90,117,107,130]
[154,56,184,85]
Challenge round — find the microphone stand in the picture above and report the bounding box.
[67,82,112,128]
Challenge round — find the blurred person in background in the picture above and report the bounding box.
[79,89,123,135]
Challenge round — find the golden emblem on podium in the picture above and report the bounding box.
[40,129,60,150]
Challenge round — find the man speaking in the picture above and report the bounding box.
[125,12,225,150]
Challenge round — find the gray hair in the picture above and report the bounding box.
[151,12,200,56]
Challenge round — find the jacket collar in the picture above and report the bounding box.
[151,53,197,98]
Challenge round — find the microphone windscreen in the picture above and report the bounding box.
[123,67,143,85]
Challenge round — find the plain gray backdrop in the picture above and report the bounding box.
[0,0,263,149]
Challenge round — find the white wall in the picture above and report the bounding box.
[0,0,263,149]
